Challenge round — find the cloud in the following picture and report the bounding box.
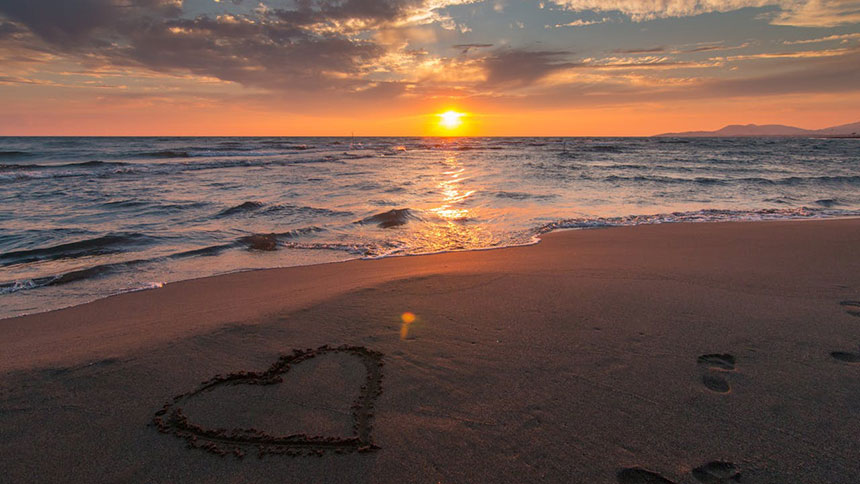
[612,46,666,54]
[548,17,612,28]
[0,0,470,94]
[1,0,857,113]
[719,46,857,60]
[552,0,860,27]
[683,43,731,53]
[0,0,182,44]
[452,42,493,54]
[481,49,579,87]
[473,50,860,110]
[769,0,860,26]
[0,19,24,39]
[701,51,860,96]
[784,32,860,44]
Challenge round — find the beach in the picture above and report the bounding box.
[2,218,860,483]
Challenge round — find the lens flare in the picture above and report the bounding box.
[400,312,416,339]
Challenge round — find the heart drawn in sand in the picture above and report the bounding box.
[152,345,383,458]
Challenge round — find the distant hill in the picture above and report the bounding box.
[815,121,860,136]
[656,121,860,137]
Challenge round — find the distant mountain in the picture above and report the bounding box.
[815,121,860,136]
[656,121,860,137]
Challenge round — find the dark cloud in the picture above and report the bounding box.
[114,19,383,90]
[0,19,24,39]
[0,0,427,92]
[453,43,493,54]
[584,60,692,68]
[684,45,726,53]
[267,0,425,28]
[482,49,578,87]
[471,51,860,109]
[0,0,181,44]
[700,52,860,98]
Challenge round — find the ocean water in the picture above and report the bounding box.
[1,136,858,319]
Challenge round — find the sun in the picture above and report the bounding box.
[438,110,465,130]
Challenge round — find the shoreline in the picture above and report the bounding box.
[4,212,858,323]
[3,217,859,371]
[2,218,860,482]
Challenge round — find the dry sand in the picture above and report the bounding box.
[1,219,860,483]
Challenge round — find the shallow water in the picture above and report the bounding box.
[1,136,858,318]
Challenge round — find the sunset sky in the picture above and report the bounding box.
[0,0,858,136]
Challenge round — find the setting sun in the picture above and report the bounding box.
[438,110,465,130]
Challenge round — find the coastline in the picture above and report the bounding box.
[3,209,857,321]
[3,216,858,371]
[2,218,860,482]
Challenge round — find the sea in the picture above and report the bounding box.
[1,136,858,319]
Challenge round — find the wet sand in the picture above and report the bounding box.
[1,219,860,483]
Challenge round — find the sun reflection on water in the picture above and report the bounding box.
[413,152,495,252]
[430,158,475,222]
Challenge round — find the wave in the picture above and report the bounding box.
[1,155,354,182]
[0,226,327,293]
[239,233,279,251]
[213,203,353,219]
[62,160,125,168]
[236,227,326,251]
[3,206,859,299]
[216,201,265,217]
[814,198,842,207]
[596,174,860,186]
[0,163,44,172]
[494,191,558,201]
[0,233,153,267]
[777,175,860,186]
[355,208,417,228]
[0,150,33,159]
[601,175,727,185]
[282,241,378,256]
[170,244,235,259]
[0,258,150,294]
[588,145,625,153]
[257,141,313,150]
[0,160,126,171]
[535,207,859,234]
[139,150,192,158]
[270,204,355,218]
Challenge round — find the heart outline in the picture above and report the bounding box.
[152,345,384,458]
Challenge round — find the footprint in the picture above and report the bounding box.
[701,374,731,393]
[831,349,860,363]
[697,354,736,393]
[840,301,860,317]
[692,461,741,483]
[617,467,676,484]
[697,354,735,371]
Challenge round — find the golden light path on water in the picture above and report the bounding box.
[400,151,502,254]
[431,155,475,221]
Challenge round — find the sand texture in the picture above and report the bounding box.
[1,219,860,483]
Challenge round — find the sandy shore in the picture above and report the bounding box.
[2,219,860,483]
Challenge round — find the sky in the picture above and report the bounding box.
[0,0,858,136]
